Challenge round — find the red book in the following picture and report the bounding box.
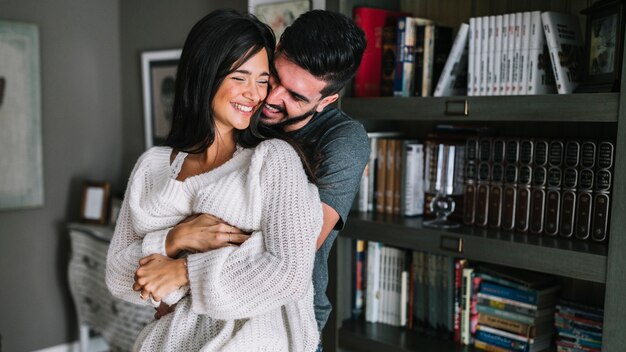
[353,7,409,97]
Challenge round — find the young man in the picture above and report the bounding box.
[147,9,368,348]
[261,9,369,341]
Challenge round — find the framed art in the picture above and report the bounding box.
[0,21,44,211]
[141,49,181,149]
[80,181,111,225]
[575,0,624,93]
[254,0,310,39]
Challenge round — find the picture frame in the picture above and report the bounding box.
[80,181,111,225]
[141,49,181,149]
[575,0,624,93]
[0,21,44,211]
[254,0,310,39]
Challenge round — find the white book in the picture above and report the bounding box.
[422,24,435,97]
[505,13,516,95]
[467,17,476,96]
[527,11,557,94]
[500,14,510,95]
[378,245,388,324]
[479,16,488,95]
[402,141,425,216]
[493,15,503,95]
[474,17,482,96]
[511,12,523,95]
[365,241,381,323]
[486,16,496,95]
[541,11,583,94]
[460,267,475,345]
[400,269,409,327]
[519,12,532,95]
[434,23,469,97]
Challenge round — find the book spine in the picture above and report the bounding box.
[529,139,549,234]
[353,240,366,319]
[474,338,512,352]
[479,16,488,96]
[394,138,403,215]
[505,13,516,95]
[493,15,503,95]
[541,11,583,94]
[489,138,506,228]
[480,281,537,305]
[486,16,496,96]
[502,139,520,230]
[476,304,536,325]
[575,141,596,239]
[559,140,580,237]
[500,14,510,95]
[453,259,468,342]
[461,267,474,345]
[591,141,614,241]
[518,12,531,95]
[468,17,476,96]
[474,329,528,352]
[474,16,482,96]
[544,140,564,235]
[375,138,388,214]
[476,138,492,226]
[511,12,522,95]
[526,11,556,95]
[393,17,410,97]
[413,23,426,97]
[380,25,398,96]
[430,26,453,97]
[464,138,478,225]
[421,24,435,97]
[515,139,534,232]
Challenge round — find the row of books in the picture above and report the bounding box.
[352,7,454,97]
[463,138,615,242]
[355,241,455,335]
[350,242,599,350]
[352,6,584,97]
[465,11,582,97]
[555,301,604,352]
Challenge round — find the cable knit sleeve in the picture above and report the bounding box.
[105,183,149,306]
[186,140,323,319]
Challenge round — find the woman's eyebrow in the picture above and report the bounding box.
[233,69,270,76]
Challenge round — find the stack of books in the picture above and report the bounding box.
[555,301,603,352]
[471,264,560,351]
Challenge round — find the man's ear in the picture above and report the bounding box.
[316,93,339,112]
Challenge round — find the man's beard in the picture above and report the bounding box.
[261,104,318,130]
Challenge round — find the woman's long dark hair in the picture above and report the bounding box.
[165,9,319,183]
[165,9,274,154]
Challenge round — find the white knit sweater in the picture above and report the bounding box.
[105,139,323,352]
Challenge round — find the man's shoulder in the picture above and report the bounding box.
[314,107,368,143]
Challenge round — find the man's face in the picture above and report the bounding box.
[260,54,338,132]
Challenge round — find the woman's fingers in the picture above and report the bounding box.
[227,233,251,244]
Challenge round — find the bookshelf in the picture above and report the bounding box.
[324,0,626,351]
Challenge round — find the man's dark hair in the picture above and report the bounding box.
[165,9,275,154]
[277,9,366,97]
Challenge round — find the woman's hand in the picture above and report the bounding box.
[165,214,250,257]
[132,254,187,302]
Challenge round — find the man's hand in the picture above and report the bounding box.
[166,214,250,257]
[133,254,188,302]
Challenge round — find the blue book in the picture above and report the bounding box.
[475,329,529,352]
[480,281,559,307]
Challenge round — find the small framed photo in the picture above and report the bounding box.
[80,181,111,225]
[254,0,310,39]
[575,0,624,93]
[141,49,181,149]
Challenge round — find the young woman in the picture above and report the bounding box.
[106,9,322,351]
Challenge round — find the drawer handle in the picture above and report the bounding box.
[440,235,463,253]
[445,99,469,116]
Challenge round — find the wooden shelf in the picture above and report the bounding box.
[339,93,619,122]
[342,212,608,283]
[338,319,471,352]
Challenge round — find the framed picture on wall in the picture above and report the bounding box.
[0,21,44,211]
[80,181,111,225]
[141,49,181,149]
[254,0,310,39]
